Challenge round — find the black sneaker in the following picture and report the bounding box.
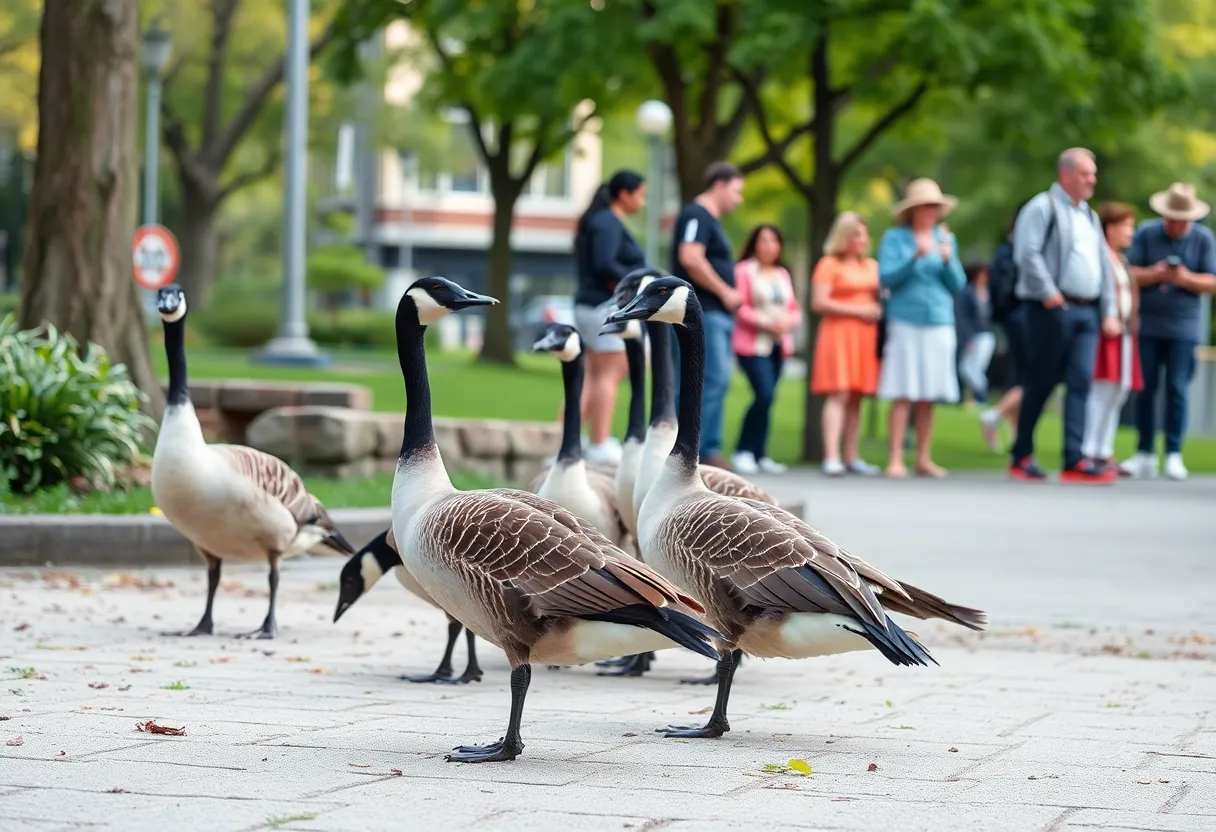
[1009,457,1047,482]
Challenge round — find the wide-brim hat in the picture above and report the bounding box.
[891,178,958,223]
[1149,182,1210,221]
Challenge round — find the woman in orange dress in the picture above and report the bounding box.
[810,211,882,476]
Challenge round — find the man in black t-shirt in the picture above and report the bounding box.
[669,162,745,469]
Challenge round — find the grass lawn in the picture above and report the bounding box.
[151,345,1216,474]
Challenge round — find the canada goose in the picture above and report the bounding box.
[530,323,627,547]
[152,284,356,639]
[596,317,648,543]
[389,275,723,763]
[605,277,987,739]
[334,528,482,685]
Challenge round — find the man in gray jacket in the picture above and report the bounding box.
[1009,147,1122,483]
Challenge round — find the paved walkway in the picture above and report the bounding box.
[2,475,1214,831]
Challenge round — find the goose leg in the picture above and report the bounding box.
[453,627,484,684]
[402,618,461,683]
[681,651,743,685]
[238,557,279,640]
[657,649,741,739]
[446,663,530,763]
[597,651,656,677]
[163,553,220,637]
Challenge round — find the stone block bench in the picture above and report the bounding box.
[160,381,372,443]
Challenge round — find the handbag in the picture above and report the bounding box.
[875,288,889,360]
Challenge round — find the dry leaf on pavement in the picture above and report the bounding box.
[136,720,186,736]
[5,736,23,746]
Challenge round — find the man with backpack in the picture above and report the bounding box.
[1008,148,1122,483]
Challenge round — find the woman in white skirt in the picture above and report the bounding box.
[876,179,968,478]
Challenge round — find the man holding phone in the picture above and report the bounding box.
[1121,183,1216,481]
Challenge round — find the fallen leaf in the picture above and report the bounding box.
[136,720,186,736]
[622,732,637,737]
[57,751,66,757]
[107,787,126,794]
[285,657,311,663]
[5,736,22,746]
[89,682,109,690]
[867,763,878,772]
[209,657,234,664]
[13,623,30,632]
[349,763,370,768]
[309,668,328,675]
[1137,780,1153,785]
[390,769,403,776]
[688,706,713,715]
[117,686,131,692]
[787,759,811,776]
[0,716,9,721]
[948,746,959,753]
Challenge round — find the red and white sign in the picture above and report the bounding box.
[132,224,180,290]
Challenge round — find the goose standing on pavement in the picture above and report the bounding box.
[388,276,723,762]
[605,277,987,739]
[152,284,356,639]
[530,323,628,547]
[334,528,483,684]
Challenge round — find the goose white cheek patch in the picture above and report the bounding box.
[408,288,449,325]
[653,286,690,324]
[555,334,582,362]
[160,299,187,322]
[360,552,384,590]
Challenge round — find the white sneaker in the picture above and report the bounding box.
[979,410,1002,453]
[731,451,760,474]
[1163,453,1188,481]
[822,458,846,477]
[1119,452,1158,480]
[757,457,787,474]
[846,458,880,477]
[585,438,622,465]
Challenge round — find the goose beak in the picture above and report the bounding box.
[604,291,663,325]
[449,289,498,310]
[333,598,353,623]
[598,319,627,336]
[531,329,569,353]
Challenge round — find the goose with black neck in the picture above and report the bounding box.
[389,276,725,763]
[151,284,356,640]
[605,277,987,740]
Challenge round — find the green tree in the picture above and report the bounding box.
[332,0,637,365]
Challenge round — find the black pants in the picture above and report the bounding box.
[1011,302,1099,469]
[735,351,784,459]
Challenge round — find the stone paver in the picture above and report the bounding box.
[1,474,1214,831]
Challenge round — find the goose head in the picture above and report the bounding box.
[531,323,582,362]
[401,276,498,327]
[610,266,667,312]
[603,276,695,328]
[156,284,188,323]
[333,531,402,623]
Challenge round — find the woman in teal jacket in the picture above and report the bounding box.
[876,178,967,478]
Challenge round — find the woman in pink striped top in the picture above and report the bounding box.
[730,224,802,474]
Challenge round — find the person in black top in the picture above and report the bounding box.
[670,161,745,469]
[572,169,647,464]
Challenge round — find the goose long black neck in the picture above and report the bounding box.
[162,317,190,407]
[557,353,586,464]
[646,321,677,424]
[623,338,647,442]
[671,306,705,478]
[395,300,436,461]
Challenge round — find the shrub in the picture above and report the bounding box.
[192,277,281,348]
[0,293,18,319]
[307,245,385,310]
[0,314,156,494]
[309,307,397,349]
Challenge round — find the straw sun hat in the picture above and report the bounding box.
[891,178,958,224]
[1149,182,1211,222]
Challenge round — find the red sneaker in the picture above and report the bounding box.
[1059,459,1117,484]
[1009,457,1047,481]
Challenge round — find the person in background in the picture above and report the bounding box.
[1082,202,1143,473]
[1120,183,1216,481]
[876,178,967,479]
[729,225,800,475]
[810,211,882,477]
[671,161,746,470]
[1008,148,1121,484]
[980,203,1032,451]
[955,260,995,407]
[572,169,647,465]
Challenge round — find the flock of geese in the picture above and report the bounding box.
[148,267,986,764]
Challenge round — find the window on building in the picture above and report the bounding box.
[448,124,481,193]
[541,152,570,198]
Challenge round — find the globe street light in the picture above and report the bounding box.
[636,100,672,270]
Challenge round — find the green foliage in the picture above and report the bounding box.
[306,245,385,296]
[309,307,397,349]
[0,315,156,494]
[191,278,282,348]
[0,293,18,319]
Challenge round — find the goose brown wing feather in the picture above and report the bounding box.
[666,495,887,627]
[697,467,776,505]
[213,445,336,532]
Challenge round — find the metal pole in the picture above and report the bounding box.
[256,0,326,365]
[645,135,662,268]
[143,78,161,226]
[355,35,381,267]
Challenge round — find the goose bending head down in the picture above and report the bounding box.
[390,276,725,763]
[604,278,987,740]
[334,528,483,685]
[150,284,356,640]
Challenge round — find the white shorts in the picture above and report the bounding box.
[574,301,625,353]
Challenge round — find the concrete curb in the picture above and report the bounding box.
[0,501,806,567]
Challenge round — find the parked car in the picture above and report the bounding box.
[510,294,574,352]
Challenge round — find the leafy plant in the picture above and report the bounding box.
[191,277,282,348]
[0,315,155,494]
[307,245,385,312]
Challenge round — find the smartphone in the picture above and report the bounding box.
[1166,255,1182,267]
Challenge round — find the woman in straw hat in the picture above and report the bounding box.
[875,178,967,478]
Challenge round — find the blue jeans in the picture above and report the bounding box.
[735,351,784,459]
[1136,335,1198,454]
[671,310,735,459]
[1012,302,1099,469]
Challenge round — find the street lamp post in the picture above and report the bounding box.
[140,21,172,315]
[636,100,673,270]
[256,0,327,366]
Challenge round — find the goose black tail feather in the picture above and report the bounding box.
[850,616,938,667]
[579,605,724,661]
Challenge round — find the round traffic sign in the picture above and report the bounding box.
[132,224,180,290]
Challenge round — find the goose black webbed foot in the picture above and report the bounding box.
[445,736,524,763]
[655,717,730,739]
[401,669,453,684]
[597,652,655,677]
[660,649,740,739]
[235,619,276,640]
[161,621,213,638]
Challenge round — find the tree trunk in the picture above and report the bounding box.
[177,172,220,308]
[18,0,164,418]
[477,181,520,365]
